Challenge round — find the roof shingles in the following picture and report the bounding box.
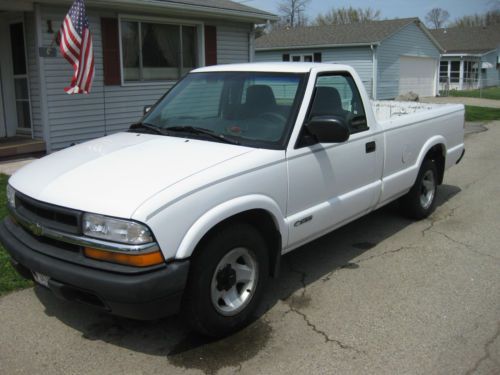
[153,0,275,18]
[256,18,421,49]
[430,25,500,54]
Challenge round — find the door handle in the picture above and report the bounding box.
[365,141,376,153]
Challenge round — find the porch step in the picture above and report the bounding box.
[0,137,46,160]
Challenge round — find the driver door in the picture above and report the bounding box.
[286,72,383,249]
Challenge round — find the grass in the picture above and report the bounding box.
[0,174,33,296]
[465,105,500,122]
[446,87,500,101]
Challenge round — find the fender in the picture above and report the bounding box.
[175,194,287,260]
[414,135,447,172]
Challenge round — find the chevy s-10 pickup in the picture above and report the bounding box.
[0,62,465,336]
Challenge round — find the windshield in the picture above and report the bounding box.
[142,71,306,149]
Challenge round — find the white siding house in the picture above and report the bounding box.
[255,18,443,100]
[431,25,500,91]
[0,0,276,154]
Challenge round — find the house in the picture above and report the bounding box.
[255,18,443,100]
[0,0,276,155]
[430,25,500,91]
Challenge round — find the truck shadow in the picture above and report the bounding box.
[35,184,460,374]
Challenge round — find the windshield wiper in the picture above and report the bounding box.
[166,126,240,145]
[129,122,169,135]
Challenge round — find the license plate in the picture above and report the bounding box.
[32,271,50,288]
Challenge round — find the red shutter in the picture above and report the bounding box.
[101,18,121,85]
[204,25,217,66]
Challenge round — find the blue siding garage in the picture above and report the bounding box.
[255,18,442,100]
[377,22,440,98]
[256,46,375,97]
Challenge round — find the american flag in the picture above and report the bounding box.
[59,0,95,94]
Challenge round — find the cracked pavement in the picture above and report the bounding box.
[1,122,499,375]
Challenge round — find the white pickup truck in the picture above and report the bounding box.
[1,63,465,337]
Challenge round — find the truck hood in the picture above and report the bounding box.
[9,132,254,218]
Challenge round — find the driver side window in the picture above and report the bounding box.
[309,73,368,134]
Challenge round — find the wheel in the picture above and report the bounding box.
[400,159,438,220]
[182,222,269,337]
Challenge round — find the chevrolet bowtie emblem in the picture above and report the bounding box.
[28,222,43,237]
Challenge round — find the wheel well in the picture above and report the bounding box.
[424,144,445,184]
[192,209,282,278]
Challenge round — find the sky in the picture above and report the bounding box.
[238,0,498,25]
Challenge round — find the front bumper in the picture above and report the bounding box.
[0,217,189,320]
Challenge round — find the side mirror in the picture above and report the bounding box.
[306,116,350,143]
[143,105,152,115]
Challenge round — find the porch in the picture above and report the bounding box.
[439,56,482,92]
[1,6,44,156]
[439,54,497,93]
[0,136,45,160]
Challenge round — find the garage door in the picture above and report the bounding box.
[399,56,437,97]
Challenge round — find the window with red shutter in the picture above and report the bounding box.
[204,25,217,66]
[101,18,121,85]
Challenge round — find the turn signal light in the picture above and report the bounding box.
[84,247,164,267]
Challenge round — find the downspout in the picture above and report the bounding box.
[371,44,378,100]
[34,3,51,153]
[248,27,255,62]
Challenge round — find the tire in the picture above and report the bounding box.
[182,222,269,337]
[400,159,438,220]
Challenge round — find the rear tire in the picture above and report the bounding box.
[182,222,269,337]
[400,159,438,220]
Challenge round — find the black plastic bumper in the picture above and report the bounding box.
[0,218,190,320]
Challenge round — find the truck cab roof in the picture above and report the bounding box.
[192,62,350,74]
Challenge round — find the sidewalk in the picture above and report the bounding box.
[421,96,500,108]
[0,158,35,175]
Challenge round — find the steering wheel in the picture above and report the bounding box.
[258,112,287,124]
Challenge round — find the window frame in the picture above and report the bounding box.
[295,71,369,149]
[9,19,33,136]
[291,54,313,62]
[118,14,205,87]
[141,71,309,150]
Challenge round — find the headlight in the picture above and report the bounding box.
[6,184,16,209]
[82,213,154,245]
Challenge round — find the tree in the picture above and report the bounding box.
[449,10,500,27]
[313,6,381,26]
[277,0,311,28]
[425,8,450,29]
[254,24,268,38]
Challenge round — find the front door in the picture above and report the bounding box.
[0,74,6,137]
[286,72,383,249]
[0,15,32,138]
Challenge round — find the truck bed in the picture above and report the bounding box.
[372,100,460,123]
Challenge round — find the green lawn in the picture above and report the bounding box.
[0,174,32,296]
[465,106,500,122]
[446,87,500,101]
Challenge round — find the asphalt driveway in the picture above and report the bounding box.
[0,123,499,375]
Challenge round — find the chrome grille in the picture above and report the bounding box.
[14,192,82,235]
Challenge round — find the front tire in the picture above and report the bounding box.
[182,222,269,337]
[400,159,438,220]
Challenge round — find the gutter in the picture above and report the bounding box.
[371,44,378,100]
[441,53,489,57]
[256,42,381,52]
[34,0,278,23]
[34,3,52,153]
